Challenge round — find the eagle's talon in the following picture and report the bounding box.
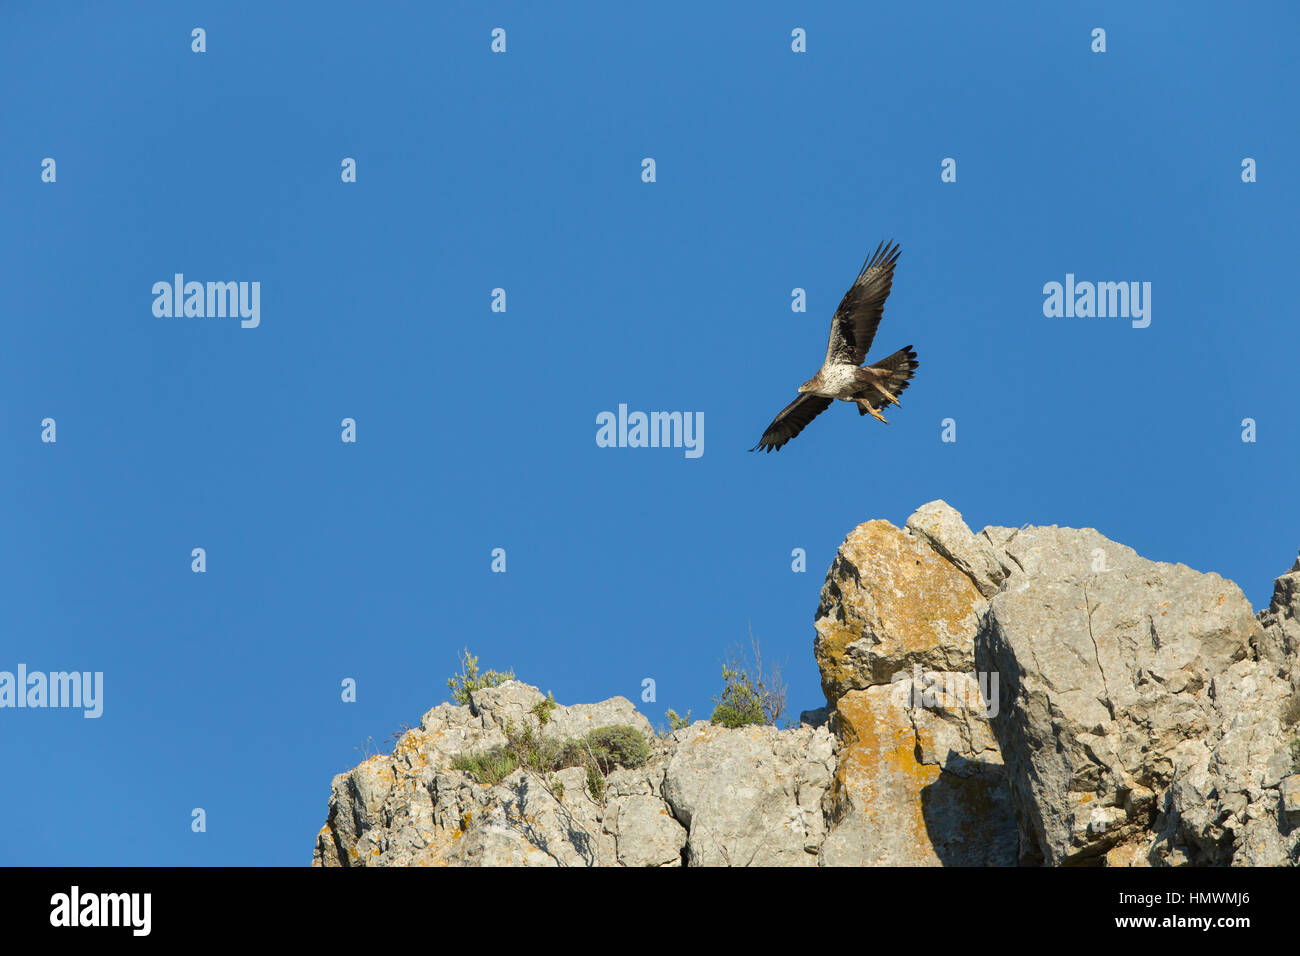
[872,381,902,407]
[856,399,890,424]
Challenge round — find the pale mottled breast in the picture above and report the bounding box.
[813,362,864,398]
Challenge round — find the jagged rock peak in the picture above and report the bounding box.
[313,502,1300,866]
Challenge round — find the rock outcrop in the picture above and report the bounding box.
[976,526,1291,865]
[813,512,1017,865]
[313,502,1300,866]
[312,680,835,867]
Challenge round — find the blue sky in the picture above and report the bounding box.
[1,2,1297,865]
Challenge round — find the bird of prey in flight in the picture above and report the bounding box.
[750,241,918,453]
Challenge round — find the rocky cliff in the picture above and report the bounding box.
[312,501,1300,866]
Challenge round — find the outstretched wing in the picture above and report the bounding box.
[750,394,834,453]
[825,240,901,366]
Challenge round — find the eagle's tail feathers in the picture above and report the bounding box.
[859,346,918,416]
[871,345,918,386]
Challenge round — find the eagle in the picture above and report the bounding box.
[750,241,918,453]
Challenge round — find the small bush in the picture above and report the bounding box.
[452,748,519,787]
[1281,693,1300,728]
[665,708,692,732]
[446,647,515,705]
[455,718,649,792]
[531,693,557,727]
[582,725,651,773]
[552,724,650,773]
[710,634,787,728]
[585,764,606,802]
[502,715,563,772]
[711,672,767,727]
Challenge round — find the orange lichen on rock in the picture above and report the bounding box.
[815,519,985,705]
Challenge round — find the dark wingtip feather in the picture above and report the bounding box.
[860,239,902,277]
